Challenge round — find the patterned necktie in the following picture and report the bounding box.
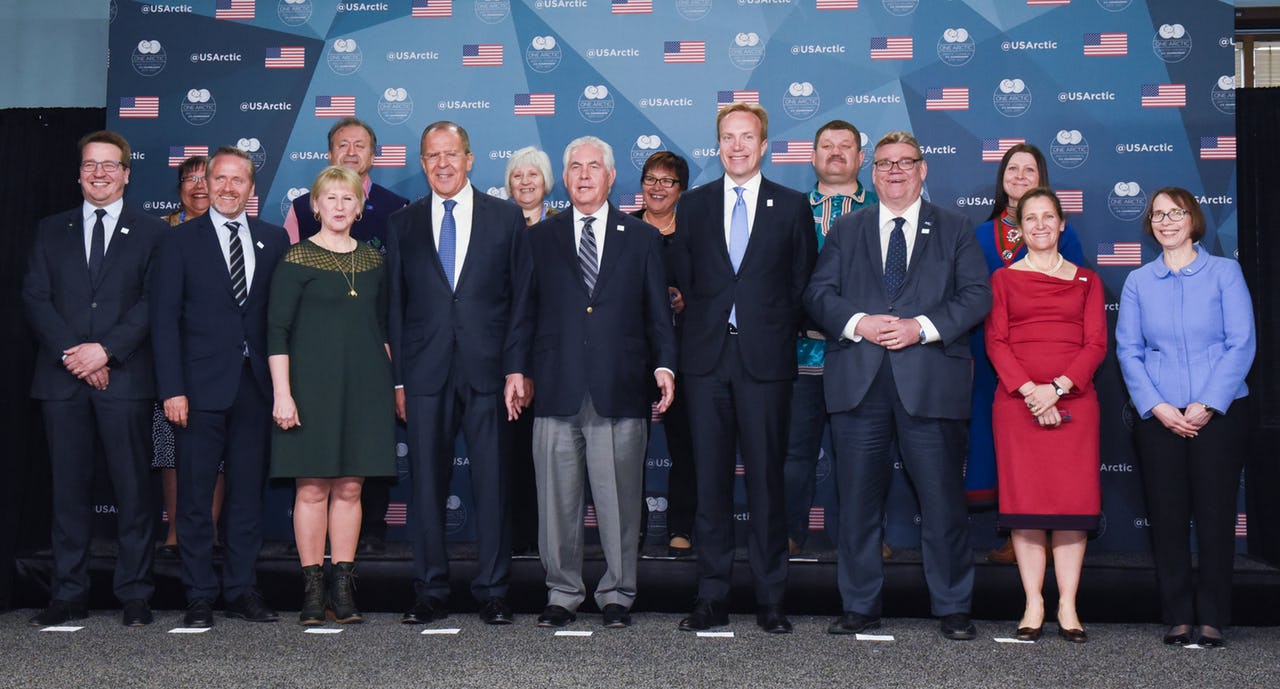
[226,221,247,307]
[728,187,748,326]
[439,198,457,290]
[579,216,598,294]
[884,216,907,297]
[88,208,106,280]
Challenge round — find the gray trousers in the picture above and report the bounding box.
[532,395,647,612]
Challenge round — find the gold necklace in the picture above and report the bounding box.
[318,242,358,297]
[644,211,676,235]
[1024,252,1063,275]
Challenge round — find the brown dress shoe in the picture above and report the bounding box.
[987,538,1016,563]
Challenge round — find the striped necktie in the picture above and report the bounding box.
[226,221,247,307]
[579,216,598,294]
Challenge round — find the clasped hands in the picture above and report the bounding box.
[63,342,110,391]
[1152,401,1213,438]
[854,315,921,351]
[1020,382,1064,428]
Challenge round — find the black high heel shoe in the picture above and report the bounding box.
[1195,625,1225,648]
[1057,609,1087,643]
[1163,624,1193,646]
[1016,625,1043,642]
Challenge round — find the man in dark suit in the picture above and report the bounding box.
[803,130,992,640]
[22,130,166,627]
[507,136,675,628]
[151,146,289,628]
[389,121,525,626]
[672,103,817,634]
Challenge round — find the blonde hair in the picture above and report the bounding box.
[716,102,769,140]
[309,166,366,213]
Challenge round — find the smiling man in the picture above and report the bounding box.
[671,103,817,634]
[803,130,991,641]
[151,146,290,628]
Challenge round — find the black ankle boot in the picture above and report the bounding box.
[330,561,362,624]
[299,565,327,625]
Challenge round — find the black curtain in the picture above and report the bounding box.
[0,107,106,609]
[1236,88,1280,566]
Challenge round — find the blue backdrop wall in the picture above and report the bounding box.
[101,0,1240,553]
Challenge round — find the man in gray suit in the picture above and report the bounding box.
[803,130,991,640]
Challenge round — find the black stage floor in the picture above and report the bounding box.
[12,541,1280,626]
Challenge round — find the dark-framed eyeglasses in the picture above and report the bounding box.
[642,174,680,189]
[181,175,206,185]
[1149,208,1188,223]
[871,158,920,172]
[81,160,124,174]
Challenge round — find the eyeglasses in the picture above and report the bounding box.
[642,175,679,189]
[81,160,124,173]
[872,158,920,172]
[181,175,206,185]
[422,151,465,164]
[1149,208,1188,223]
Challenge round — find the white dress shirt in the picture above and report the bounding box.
[722,172,762,247]
[208,207,257,294]
[82,198,124,263]
[572,203,607,266]
[843,197,940,344]
[432,182,474,287]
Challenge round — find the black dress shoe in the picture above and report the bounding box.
[402,597,449,624]
[1015,625,1043,642]
[1163,624,1193,645]
[827,611,881,635]
[536,604,576,627]
[122,599,153,627]
[225,589,279,622]
[183,598,215,628]
[28,600,88,627]
[756,605,792,634]
[602,603,632,628]
[155,544,179,558]
[678,598,729,631]
[940,613,976,640]
[479,597,513,625]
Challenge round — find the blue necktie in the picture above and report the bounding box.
[578,216,598,294]
[439,199,457,290]
[728,186,748,326]
[884,217,907,297]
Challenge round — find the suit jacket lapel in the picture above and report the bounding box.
[92,208,130,291]
[904,203,935,288]
[552,213,589,297]
[704,179,734,274]
[417,197,453,291]
[592,209,624,297]
[200,217,239,304]
[454,197,480,291]
[244,220,274,306]
[62,214,94,293]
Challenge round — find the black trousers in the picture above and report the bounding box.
[1133,407,1246,628]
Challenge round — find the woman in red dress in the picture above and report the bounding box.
[984,188,1107,643]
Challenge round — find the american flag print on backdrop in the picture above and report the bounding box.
[264,46,305,69]
[808,507,826,531]
[1200,136,1236,160]
[717,90,760,109]
[982,138,1025,162]
[384,502,408,527]
[1236,513,1247,538]
[514,93,555,116]
[168,145,209,167]
[619,193,645,213]
[735,462,745,477]
[119,96,159,118]
[1140,84,1186,108]
[925,87,969,111]
[245,196,260,218]
[1096,242,1142,266]
[462,44,503,67]
[771,140,813,164]
[1083,32,1127,56]
[612,0,652,14]
[215,0,254,20]
[870,36,913,60]
[664,41,706,64]
[584,504,598,528]
[373,145,407,167]
[411,0,451,17]
[1056,190,1084,214]
[315,96,356,118]
[1027,0,1070,5]
[816,0,858,9]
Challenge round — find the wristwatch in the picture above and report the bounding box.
[918,329,927,345]
[1053,382,1067,397]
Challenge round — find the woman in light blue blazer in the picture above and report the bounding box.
[1116,187,1255,648]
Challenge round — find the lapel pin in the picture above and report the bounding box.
[766,198,774,207]
[616,224,625,232]
[921,228,930,234]
[120,227,130,235]
[256,241,265,249]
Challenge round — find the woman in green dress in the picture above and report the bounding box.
[267,166,396,625]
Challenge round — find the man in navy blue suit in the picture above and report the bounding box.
[23,130,166,627]
[389,121,526,626]
[672,104,817,634]
[151,146,290,628]
[803,130,992,640]
[507,136,675,628]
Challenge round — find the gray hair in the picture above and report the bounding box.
[562,136,615,173]
[504,146,554,197]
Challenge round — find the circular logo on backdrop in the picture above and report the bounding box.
[1096,511,1108,538]
[237,138,267,172]
[1049,129,1089,169]
[1152,24,1192,63]
[1107,182,1148,222]
[1211,75,1235,115]
[486,186,509,201]
[445,495,468,535]
[1097,0,1132,11]
[525,36,562,73]
[110,0,117,23]
[729,32,766,71]
[278,0,313,26]
[280,187,307,222]
[327,38,363,76]
[882,0,918,16]
[992,78,1032,117]
[131,40,167,77]
[180,88,216,126]
[781,81,821,120]
[578,85,615,123]
[631,135,663,170]
[1120,400,1139,430]
[815,448,832,484]
[475,0,510,24]
[377,87,414,125]
[676,0,712,21]
[937,28,975,67]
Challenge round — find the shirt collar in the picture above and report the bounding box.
[1152,243,1208,277]
[573,203,608,225]
[878,196,923,230]
[809,183,867,206]
[83,198,124,223]
[432,181,473,210]
[725,172,763,197]
[208,207,249,232]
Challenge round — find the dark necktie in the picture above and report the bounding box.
[227,221,247,307]
[884,217,907,297]
[728,187,748,326]
[579,216,598,294]
[88,208,106,280]
[439,199,457,290]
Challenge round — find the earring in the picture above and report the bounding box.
[354,214,363,222]
[313,212,320,221]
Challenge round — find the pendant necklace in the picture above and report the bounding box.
[320,241,358,297]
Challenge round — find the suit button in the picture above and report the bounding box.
[453,297,459,303]
[90,302,98,309]
[586,306,593,314]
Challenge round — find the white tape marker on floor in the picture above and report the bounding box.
[39,626,84,633]
[420,628,462,635]
[554,630,593,637]
[695,631,734,638]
